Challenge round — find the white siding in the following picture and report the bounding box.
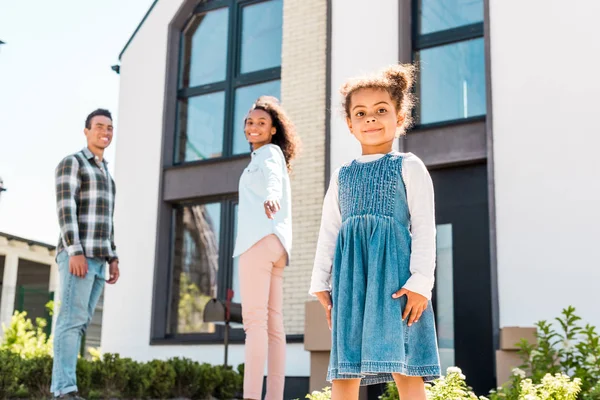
[329,0,399,172]
[490,0,600,328]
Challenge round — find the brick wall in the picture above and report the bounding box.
[280,0,328,334]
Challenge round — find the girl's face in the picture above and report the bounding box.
[346,88,404,154]
[245,109,276,150]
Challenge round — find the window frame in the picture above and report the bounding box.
[159,195,246,344]
[174,0,282,165]
[412,0,485,127]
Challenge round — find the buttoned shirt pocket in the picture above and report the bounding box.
[242,162,264,194]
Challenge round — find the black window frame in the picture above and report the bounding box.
[412,0,485,128]
[174,0,282,166]
[158,195,246,344]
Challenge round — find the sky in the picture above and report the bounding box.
[0,0,155,244]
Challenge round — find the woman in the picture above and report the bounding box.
[233,96,300,400]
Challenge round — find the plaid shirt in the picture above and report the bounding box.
[55,147,117,261]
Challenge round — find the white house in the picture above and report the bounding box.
[103,0,600,398]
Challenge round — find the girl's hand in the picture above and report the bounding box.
[264,199,280,219]
[314,291,333,330]
[392,288,428,327]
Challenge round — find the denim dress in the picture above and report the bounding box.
[328,153,441,385]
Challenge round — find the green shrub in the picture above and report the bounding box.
[0,311,52,358]
[302,386,331,400]
[146,359,176,399]
[509,306,600,400]
[213,365,242,400]
[76,358,93,398]
[122,359,151,399]
[168,357,203,399]
[194,362,222,399]
[12,385,30,399]
[91,353,129,398]
[19,355,53,399]
[0,349,20,399]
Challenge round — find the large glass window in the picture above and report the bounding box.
[413,0,485,125]
[169,203,221,335]
[175,0,283,163]
[167,199,239,337]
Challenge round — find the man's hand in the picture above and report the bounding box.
[264,199,281,219]
[392,288,428,327]
[314,291,333,330]
[69,255,88,278]
[106,260,120,284]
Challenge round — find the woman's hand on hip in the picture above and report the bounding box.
[264,199,280,219]
[392,288,428,327]
[315,291,333,330]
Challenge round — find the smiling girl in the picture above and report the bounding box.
[310,65,441,400]
[233,96,300,400]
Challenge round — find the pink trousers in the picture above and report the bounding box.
[239,235,287,400]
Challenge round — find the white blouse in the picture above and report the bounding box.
[233,144,292,259]
[309,152,437,299]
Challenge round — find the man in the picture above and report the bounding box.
[51,109,120,399]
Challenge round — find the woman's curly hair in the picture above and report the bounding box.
[340,63,416,136]
[247,96,300,171]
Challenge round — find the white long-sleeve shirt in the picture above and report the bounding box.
[233,144,292,259]
[309,152,437,299]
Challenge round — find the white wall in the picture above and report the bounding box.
[329,0,399,173]
[102,0,310,377]
[490,0,600,328]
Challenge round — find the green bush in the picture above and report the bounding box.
[168,357,203,399]
[1,307,245,400]
[19,355,53,399]
[0,311,52,358]
[146,359,176,399]
[513,306,600,400]
[302,386,331,400]
[0,349,20,399]
[484,306,599,400]
[122,359,151,399]
[76,358,93,398]
[377,367,482,400]
[213,365,242,400]
[195,362,222,399]
[91,353,129,398]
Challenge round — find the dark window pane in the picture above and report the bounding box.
[176,91,225,162]
[416,38,486,125]
[169,203,221,334]
[180,8,229,88]
[232,80,281,155]
[240,0,283,74]
[436,223,455,372]
[418,0,483,34]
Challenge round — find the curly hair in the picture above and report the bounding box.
[340,63,416,136]
[247,96,300,172]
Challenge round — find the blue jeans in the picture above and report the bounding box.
[51,251,105,396]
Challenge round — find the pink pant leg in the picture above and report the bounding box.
[239,235,287,400]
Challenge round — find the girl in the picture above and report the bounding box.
[310,64,440,400]
[233,96,300,400]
